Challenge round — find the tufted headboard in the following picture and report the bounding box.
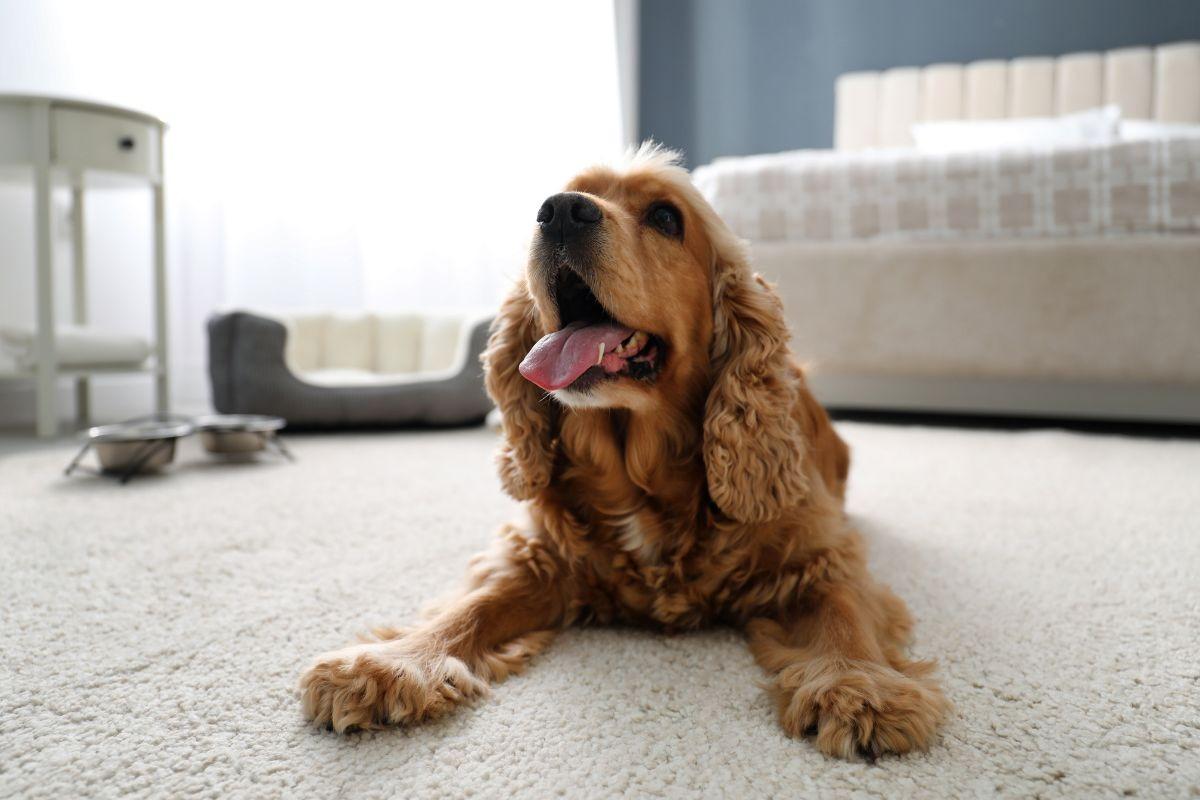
[834,41,1200,150]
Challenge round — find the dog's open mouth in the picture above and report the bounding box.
[519,269,664,393]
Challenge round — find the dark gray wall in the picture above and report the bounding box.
[638,0,1200,167]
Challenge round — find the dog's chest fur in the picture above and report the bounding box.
[555,411,815,630]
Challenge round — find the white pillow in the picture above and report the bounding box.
[0,325,151,369]
[1120,119,1200,141]
[911,105,1120,154]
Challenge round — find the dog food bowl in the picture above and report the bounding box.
[63,419,195,483]
[193,414,286,455]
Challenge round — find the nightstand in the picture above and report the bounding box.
[0,94,168,437]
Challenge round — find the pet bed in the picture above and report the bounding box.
[206,310,493,427]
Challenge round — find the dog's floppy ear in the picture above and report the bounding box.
[482,280,556,500]
[703,245,809,523]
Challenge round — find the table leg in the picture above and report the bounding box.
[152,182,169,416]
[32,106,57,438]
[71,181,90,430]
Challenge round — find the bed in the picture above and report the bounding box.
[206,310,494,428]
[692,42,1200,422]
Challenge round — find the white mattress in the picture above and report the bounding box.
[693,137,1200,243]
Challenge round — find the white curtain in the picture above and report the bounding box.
[0,0,625,410]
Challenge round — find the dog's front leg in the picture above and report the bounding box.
[745,571,949,760]
[299,524,574,732]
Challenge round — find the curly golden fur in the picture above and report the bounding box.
[299,144,948,759]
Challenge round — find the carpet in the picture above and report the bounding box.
[2,422,1198,798]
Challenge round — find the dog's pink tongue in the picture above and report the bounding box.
[519,321,633,391]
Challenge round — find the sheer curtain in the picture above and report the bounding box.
[0,1,625,410]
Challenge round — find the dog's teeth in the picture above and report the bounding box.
[612,331,648,358]
[597,343,605,365]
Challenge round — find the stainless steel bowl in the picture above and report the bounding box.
[193,414,286,455]
[87,420,194,473]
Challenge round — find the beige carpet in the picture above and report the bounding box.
[2,422,1198,798]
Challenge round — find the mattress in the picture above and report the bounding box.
[693,137,1200,243]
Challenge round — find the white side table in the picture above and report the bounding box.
[0,94,169,437]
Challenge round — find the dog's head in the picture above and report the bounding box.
[483,144,807,522]
[518,150,715,411]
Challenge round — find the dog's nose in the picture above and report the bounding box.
[537,192,602,239]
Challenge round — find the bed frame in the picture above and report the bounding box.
[835,42,1200,150]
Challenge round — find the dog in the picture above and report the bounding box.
[299,144,948,759]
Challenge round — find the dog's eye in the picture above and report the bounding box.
[647,203,683,238]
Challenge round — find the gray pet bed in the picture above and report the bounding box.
[207,310,493,427]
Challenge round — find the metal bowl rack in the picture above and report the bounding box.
[64,413,293,484]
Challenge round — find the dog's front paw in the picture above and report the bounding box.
[298,637,488,733]
[774,657,948,760]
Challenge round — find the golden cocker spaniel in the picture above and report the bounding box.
[299,145,948,759]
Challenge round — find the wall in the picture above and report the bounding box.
[639,0,1200,167]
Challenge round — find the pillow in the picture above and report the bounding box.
[1120,119,1200,141]
[0,325,151,369]
[911,105,1120,154]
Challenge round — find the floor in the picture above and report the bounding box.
[2,422,1198,798]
